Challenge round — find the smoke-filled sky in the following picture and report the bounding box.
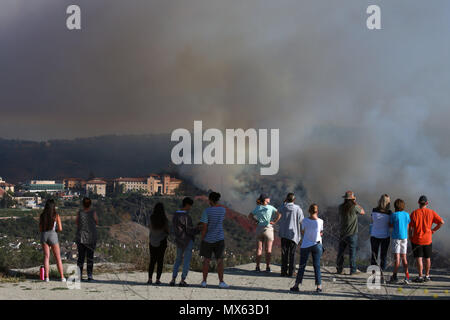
[1,0,450,242]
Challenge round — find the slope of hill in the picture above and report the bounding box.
[0,134,173,182]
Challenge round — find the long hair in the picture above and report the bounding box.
[40,199,57,232]
[341,199,356,215]
[150,202,168,230]
[376,194,391,213]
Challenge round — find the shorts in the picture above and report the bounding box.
[40,231,59,246]
[411,242,432,259]
[256,225,274,242]
[200,240,225,259]
[392,239,408,254]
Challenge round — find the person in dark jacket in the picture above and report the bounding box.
[169,197,201,286]
[76,197,98,282]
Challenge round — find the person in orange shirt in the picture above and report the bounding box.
[409,195,444,283]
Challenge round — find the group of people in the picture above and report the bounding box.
[39,197,98,282]
[38,189,445,294]
[368,194,444,284]
[148,192,229,288]
[240,190,445,292]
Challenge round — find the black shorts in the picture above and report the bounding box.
[200,240,225,259]
[411,243,432,259]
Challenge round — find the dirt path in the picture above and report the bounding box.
[1,263,449,300]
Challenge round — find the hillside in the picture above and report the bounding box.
[0,134,174,183]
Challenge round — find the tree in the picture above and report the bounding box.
[1,192,16,208]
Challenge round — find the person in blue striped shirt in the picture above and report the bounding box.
[199,192,229,289]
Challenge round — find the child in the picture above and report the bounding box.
[389,199,411,284]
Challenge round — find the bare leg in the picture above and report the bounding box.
[401,254,409,279]
[217,259,224,282]
[424,258,431,277]
[51,244,65,279]
[393,254,400,274]
[202,258,210,282]
[256,241,263,268]
[265,240,273,269]
[43,243,50,279]
[416,258,423,277]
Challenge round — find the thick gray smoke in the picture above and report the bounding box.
[1,1,449,247]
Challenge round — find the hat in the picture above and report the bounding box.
[258,193,269,202]
[342,190,356,200]
[418,195,428,204]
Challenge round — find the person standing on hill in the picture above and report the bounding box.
[76,197,98,282]
[170,197,201,287]
[409,195,444,283]
[370,194,392,277]
[290,204,324,293]
[336,191,365,275]
[278,193,304,277]
[199,192,229,289]
[249,194,281,273]
[389,198,411,284]
[147,202,169,285]
[39,199,66,282]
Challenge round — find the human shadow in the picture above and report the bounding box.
[84,279,149,286]
[224,268,287,278]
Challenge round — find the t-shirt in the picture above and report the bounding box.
[371,210,391,239]
[200,205,226,243]
[300,218,324,249]
[278,203,304,244]
[410,207,443,245]
[251,205,278,227]
[390,211,410,240]
[338,203,363,238]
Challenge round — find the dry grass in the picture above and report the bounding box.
[0,273,25,283]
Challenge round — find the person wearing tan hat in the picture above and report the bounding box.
[336,191,365,275]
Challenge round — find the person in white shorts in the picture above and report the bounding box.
[389,199,411,284]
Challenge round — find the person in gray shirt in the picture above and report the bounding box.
[278,193,304,277]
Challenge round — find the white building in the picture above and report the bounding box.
[114,174,182,195]
[0,177,15,193]
[86,179,107,197]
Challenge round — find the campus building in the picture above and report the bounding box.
[12,196,43,209]
[24,180,64,193]
[85,179,107,197]
[114,174,182,195]
[63,178,86,190]
[0,177,15,193]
